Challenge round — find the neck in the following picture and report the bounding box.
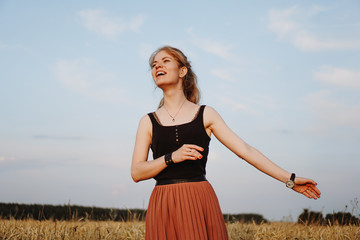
[161,89,187,122]
[162,89,187,110]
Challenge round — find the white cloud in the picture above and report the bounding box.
[293,31,360,51]
[0,156,15,163]
[305,90,360,134]
[267,6,299,39]
[193,38,240,62]
[186,30,247,85]
[53,58,128,103]
[78,9,144,40]
[194,38,234,59]
[314,66,360,89]
[128,15,145,32]
[268,6,360,51]
[187,29,241,62]
[309,65,360,134]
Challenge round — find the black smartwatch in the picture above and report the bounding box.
[286,173,296,189]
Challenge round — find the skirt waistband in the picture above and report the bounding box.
[156,175,207,186]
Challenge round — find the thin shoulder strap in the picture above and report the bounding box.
[147,112,161,126]
[147,112,156,125]
[193,105,206,122]
[199,105,206,118]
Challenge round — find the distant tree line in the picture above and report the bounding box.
[0,203,146,221]
[0,203,267,223]
[298,209,360,225]
[223,213,267,224]
[5,203,358,225]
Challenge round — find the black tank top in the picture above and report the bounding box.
[148,105,211,181]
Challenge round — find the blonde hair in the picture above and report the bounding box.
[149,46,200,108]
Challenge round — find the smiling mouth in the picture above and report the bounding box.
[156,71,166,77]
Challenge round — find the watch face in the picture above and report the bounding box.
[286,180,295,188]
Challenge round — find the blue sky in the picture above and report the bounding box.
[1,0,359,221]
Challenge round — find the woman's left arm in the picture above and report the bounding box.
[204,106,321,199]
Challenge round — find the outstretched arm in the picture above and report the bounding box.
[204,106,321,199]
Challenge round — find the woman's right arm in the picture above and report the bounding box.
[131,115,167,182]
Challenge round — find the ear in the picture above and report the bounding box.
[179,66,188,78]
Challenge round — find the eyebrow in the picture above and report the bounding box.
[152,57,172,64]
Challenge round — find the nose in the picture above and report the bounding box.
[155,63,162,69]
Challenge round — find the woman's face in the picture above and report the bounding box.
[151,50,185,88]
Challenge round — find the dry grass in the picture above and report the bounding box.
[227,222,360,240]
[0,219,145,240]
[0,219,359,240]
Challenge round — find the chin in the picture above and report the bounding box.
[155,79,174,88]
[155,82,167,90]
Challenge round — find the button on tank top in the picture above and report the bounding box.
[148,105,211,181]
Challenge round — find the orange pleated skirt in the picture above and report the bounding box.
[145,181,228,240]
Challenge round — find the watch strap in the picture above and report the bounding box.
[290,173,296,181]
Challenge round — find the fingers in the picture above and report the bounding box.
[172,144,204,163]
[184,145,203,160]
[185,144,204,152]
[309,184,321,198]
[305,189,318,199]
[307,189,320,199]
[302,190,313,199]
[303,181,321,199]
[298,184,321,200]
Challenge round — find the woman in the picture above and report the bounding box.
[131,46,321,240]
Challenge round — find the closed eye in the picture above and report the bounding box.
[162,57,172,63]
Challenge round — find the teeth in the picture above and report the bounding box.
[157,71,165,76]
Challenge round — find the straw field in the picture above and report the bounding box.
[1,219,359,240]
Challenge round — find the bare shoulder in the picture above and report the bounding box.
[203,105,224,128]
[204,105,222,120]
[139,114,152,125]
[137,114,152,136]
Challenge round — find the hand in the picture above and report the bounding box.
[292,177,321,200]
[171,144,204,163]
